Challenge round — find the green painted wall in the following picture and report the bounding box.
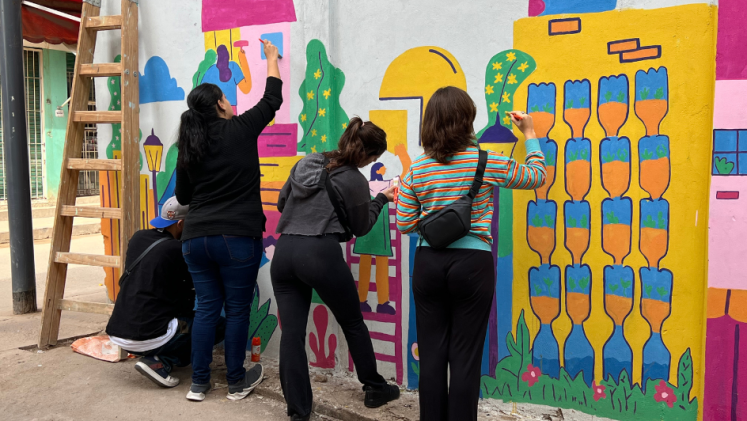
[42,49,69,201]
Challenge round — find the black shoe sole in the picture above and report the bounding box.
[364,387,401,408]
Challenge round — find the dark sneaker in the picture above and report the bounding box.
[377,302,396,315]
[290,415,310,421]
[363,384,400,408]
[134,356,179,388]
[227,364,264,401]
[186,383,211,401]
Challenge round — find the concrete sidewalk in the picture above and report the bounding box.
[0,196,102,244]
[0,234,601,421]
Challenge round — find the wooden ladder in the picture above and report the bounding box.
[38,0,139,349]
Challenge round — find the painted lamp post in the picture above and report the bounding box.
[143,129,164,217]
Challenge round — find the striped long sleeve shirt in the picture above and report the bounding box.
[396,142,546,251]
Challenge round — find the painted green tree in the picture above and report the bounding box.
[476,49,537,139]
[192,49,217,90]
[105,54,142,170]
[297,40,349,155]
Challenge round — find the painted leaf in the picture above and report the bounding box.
[193,49,217,90]
[676,348,694,404]
[298,40,349,154]
[715,157,735,175]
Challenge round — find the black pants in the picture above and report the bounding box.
[270,234,387,417]
[413,247,495,421]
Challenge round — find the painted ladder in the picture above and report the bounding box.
[38,0,139,351]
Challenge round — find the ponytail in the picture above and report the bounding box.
[177,83,223,170]
[324,117,387,170]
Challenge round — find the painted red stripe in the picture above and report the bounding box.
[369,332,396,342]
[374,353,398,363]
[717,191,740,200]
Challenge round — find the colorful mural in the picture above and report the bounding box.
[93,1,743,419]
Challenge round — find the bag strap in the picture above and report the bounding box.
[467,149,489,200]
[320,156,353,239]
[119,237,169,286]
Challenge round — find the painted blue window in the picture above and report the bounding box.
[260,32,283,60]
[713,129,747,175]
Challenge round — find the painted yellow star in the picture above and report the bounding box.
[311,129,317,137]
[502,92,511,103]
[307,91,314,100]
[518,61,529,72]
[492,62,502,71]
[311,145,317,153]
[301,114,307,122]
[503,116,512,125]
[485,85,495,95]
[506,52,516,62]
[323,88,331,99]
[314,69,322,79]
[494,73,503,84]
[489,102,499,113]
[321,135,327,143]
[319,108,326,117]
[342,122,348,129]
[507,74,518,85]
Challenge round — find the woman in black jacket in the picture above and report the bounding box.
[175,40,280,402]
[271,117,400,420]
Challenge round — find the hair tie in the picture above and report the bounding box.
[361,122,365,127]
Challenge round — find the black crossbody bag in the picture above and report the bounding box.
[318,156,354,242]
[417,149,488,249]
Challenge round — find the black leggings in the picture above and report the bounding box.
[270,234,387,417]
[412,246,495,421]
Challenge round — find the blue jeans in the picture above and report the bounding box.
[183,235,262,385]
[130,317,226,373]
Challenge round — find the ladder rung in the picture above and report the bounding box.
[79,63,122,77]
[55,252,121,268]
[73,111,122,124]
[85,15,122,31]
[61,205,122,220]
[57,299,114,316]
[67,158,122,171]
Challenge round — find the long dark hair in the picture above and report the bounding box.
[177,83,223,170]
[216,45,232,83]
[422,86,477,163]
[324,117,387,170]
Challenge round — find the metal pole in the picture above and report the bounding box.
[1,0,38,314]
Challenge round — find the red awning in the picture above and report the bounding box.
[22,0,82,45]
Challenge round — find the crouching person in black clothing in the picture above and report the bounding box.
[106,196,225,388]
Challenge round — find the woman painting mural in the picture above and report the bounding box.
[201,44,252,115]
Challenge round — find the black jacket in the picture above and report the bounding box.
[276,153,388,237]
[176,77,283,240]
[106,229,194,341]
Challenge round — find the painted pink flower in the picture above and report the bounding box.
[592,380,606,401]
[654,380,677,408]
[411,343,420,361]
[521,364,542,387]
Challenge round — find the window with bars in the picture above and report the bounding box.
[0,49,45,200]
[66,53,99,196]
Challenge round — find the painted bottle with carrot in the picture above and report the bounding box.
[602,198,632,265]
[564,201,590,265]
[564,264,593,386]
[639,199,669,268]
[528,83,557,201]
[634,68,668,138]
[638,136,670,201]
[563,80,592,202]
[640,267,673,387]
[529,264,561,378]
[598,75,629,139]
[600,137,631,198]
[527,200,557,265]
[602,265,635,383]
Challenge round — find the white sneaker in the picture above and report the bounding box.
[134,356,179,388]
[186,383,211,401]
[227,364,264,401]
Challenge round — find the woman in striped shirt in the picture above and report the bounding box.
[396,87,546,420]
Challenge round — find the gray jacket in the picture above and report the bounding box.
[276,153,388,238]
